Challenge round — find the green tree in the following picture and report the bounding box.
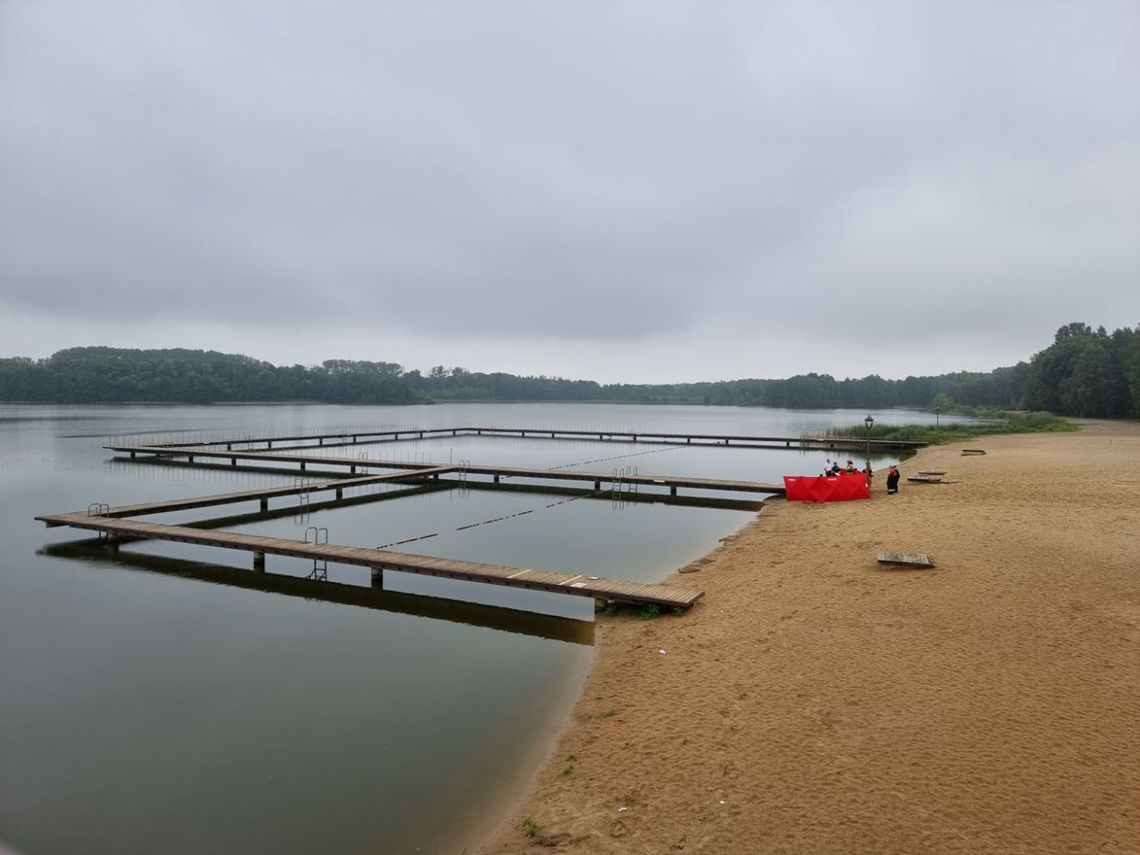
[1057,340,1119,416]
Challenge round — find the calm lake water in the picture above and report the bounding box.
[0,402,941,854]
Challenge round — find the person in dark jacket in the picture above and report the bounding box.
[886,465,901,494]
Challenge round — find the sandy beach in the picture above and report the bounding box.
[477,420,1140,854]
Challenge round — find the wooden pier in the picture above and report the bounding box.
[36,425,829,615]
[50,467,456,522]
[105,444,786,498]
[130,425,926,453]
[36,513,705,609]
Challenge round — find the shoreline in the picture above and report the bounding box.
[452,651,596,855]
[476,421,1140,854]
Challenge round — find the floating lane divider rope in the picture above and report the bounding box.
[377,488,603,548]
[375,532,440,549]
[546,444,690,471]
[456,508,536,530]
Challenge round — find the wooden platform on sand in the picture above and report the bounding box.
[877,551,936,569]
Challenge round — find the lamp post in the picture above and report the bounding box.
[864,414,874,468]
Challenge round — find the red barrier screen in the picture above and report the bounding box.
[783,472,870,502]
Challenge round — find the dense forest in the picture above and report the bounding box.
[0,349,415,405]
[1,322,1138,416]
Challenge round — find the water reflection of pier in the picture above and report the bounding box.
[39,542,595,646]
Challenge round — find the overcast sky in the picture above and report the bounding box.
[1,1,1137,383]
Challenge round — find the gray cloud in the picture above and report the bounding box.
[1,0,1137,379]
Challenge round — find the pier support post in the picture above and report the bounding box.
[350,465,356,474]
[335,488,343,500]
[670,485,678,496]
[300,461,306,472]
[231,458,237,467]
[130,451,136,458]
[188,455,195,463]
[267,440,273,449]
[260,498,268,512]
[594,480,601,490]
[226,443,232,451]
[253,552,265,573]
[371,567,384,589]
[494,474,500,484]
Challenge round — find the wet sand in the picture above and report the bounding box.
[477,420,1140,854]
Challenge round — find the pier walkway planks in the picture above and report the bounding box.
[35,513,704,609]
[46,468,456,524]
[106,445,786,497]
[132,425,926,453]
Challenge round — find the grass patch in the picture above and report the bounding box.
[825,410,1074,445]
[636,603,661,619]
[521,816,539,838]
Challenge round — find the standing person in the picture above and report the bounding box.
[886,465,900,494]
[863,461,873,483]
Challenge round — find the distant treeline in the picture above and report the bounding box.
[401,364,1029,409]
[1,322,1138,416]
[0,349,415,405]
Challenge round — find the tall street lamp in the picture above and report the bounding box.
[864,414,874,468]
